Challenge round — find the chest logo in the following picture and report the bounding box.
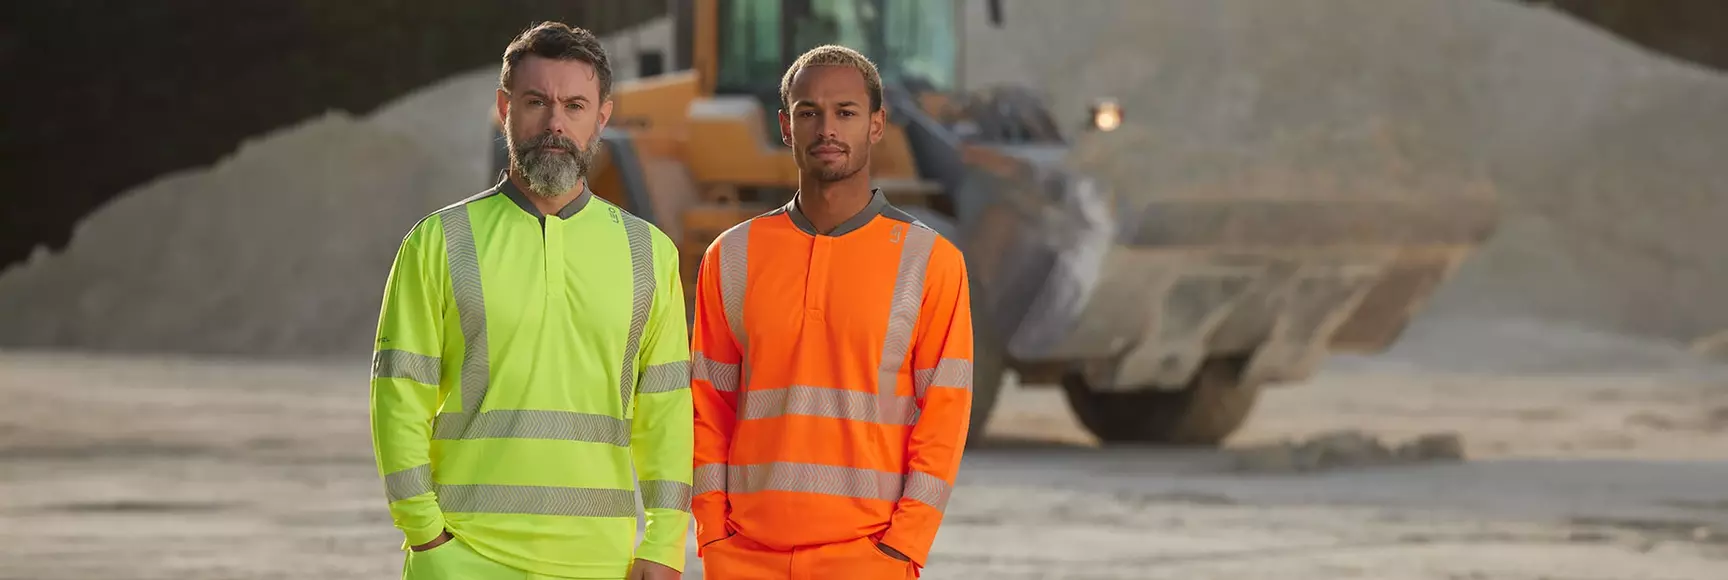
[609,206,621,224]
[889,223,906,244]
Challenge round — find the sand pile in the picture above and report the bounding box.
[964,0,1728,345]
[0,68,500,357]
[6,0,1728,360]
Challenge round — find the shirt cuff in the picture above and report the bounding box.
[635,541,687,573]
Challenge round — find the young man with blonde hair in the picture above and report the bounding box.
[690,44,975,579]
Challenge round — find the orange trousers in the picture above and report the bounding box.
[700,534,918,580]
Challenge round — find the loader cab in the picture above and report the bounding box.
[710,0,959,122]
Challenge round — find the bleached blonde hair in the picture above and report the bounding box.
[779,44,884,112]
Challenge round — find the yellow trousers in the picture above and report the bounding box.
[401,537,621,580]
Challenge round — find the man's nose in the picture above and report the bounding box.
[816,114,836,138]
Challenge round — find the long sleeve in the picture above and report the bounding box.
[690,241,744,554]
[369,222,451,548]
[880,240,974,566]
[629,232,694,571]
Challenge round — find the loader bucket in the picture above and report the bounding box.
[956,139,1499,392]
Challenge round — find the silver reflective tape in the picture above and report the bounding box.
[439,205,491,422]
[692,353,740,393]
[694,463,728,495]
[728,462,904,502]
[436,484,638,517]
[738,386,918,425]
[902,470,953,512]
[640,361,690,394]
[878,226,937,407]
[431,409,631,447]
[621,213,656,413]
[384,463,434,502]
[640,479,694,512]
[373,349,441,385]
[916,357,973,399]
[717,221,751,373]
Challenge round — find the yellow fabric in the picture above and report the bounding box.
[372,178,692,577]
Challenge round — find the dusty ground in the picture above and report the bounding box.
[4,336,1727,580]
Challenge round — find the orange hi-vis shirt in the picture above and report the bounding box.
[690,190,974,568]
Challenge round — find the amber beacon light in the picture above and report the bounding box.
[1089,99,1122,132]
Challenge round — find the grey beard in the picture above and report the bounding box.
[509,132,600,198]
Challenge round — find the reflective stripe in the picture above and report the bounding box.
[728,462,903,502]
[901,470,952,512]
[692,352,740,393]
[439,204,490,437]
[384,463,433,502]
[432,409,631,447]
[640,479,694,512]
[694,463,728,495]
[620,213,656,413]
[717,221,752,387]
[738,386,918,425]
[640,361,690,394]
[432,202,656,441]
[878,225,937,411]
[436,484,638,517]
[373,349,441,385]
[914,357,972,399]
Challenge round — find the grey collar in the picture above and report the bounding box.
[496,174,592,221]
[785,188,889,237]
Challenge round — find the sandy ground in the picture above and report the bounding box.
[4,339,1727,580]
[4,2,1726,578]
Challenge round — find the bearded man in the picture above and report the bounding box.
[369,21,693,580]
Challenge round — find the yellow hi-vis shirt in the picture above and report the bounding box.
[369,177,692,577]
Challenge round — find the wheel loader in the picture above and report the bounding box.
[488,0,1499,446]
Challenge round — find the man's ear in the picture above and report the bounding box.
[597,98,616,132]
[495,88,510,129]
[779,109,793,147]
[869,107,887,144]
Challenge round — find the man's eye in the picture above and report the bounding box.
[840,110,856,117]
[528,99,545,107]
[566,103,584,111]
[798,111,816,118]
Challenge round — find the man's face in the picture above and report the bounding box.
[496,55,614,198]
[779,66,884,183]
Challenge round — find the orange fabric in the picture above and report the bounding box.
[702,533,918,580]
[690,193,973,572]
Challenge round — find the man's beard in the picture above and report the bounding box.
[809,140,867,183]
[508,128,601,198]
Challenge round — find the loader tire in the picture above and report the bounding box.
[966,277,1008,445]
[1060,359,1259,446]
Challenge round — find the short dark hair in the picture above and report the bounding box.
[500,21,613,100]
[781,44,883,112]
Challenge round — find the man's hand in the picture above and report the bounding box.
[876,542,911,562]
[627,558,680,580]
[410,530,453,552]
